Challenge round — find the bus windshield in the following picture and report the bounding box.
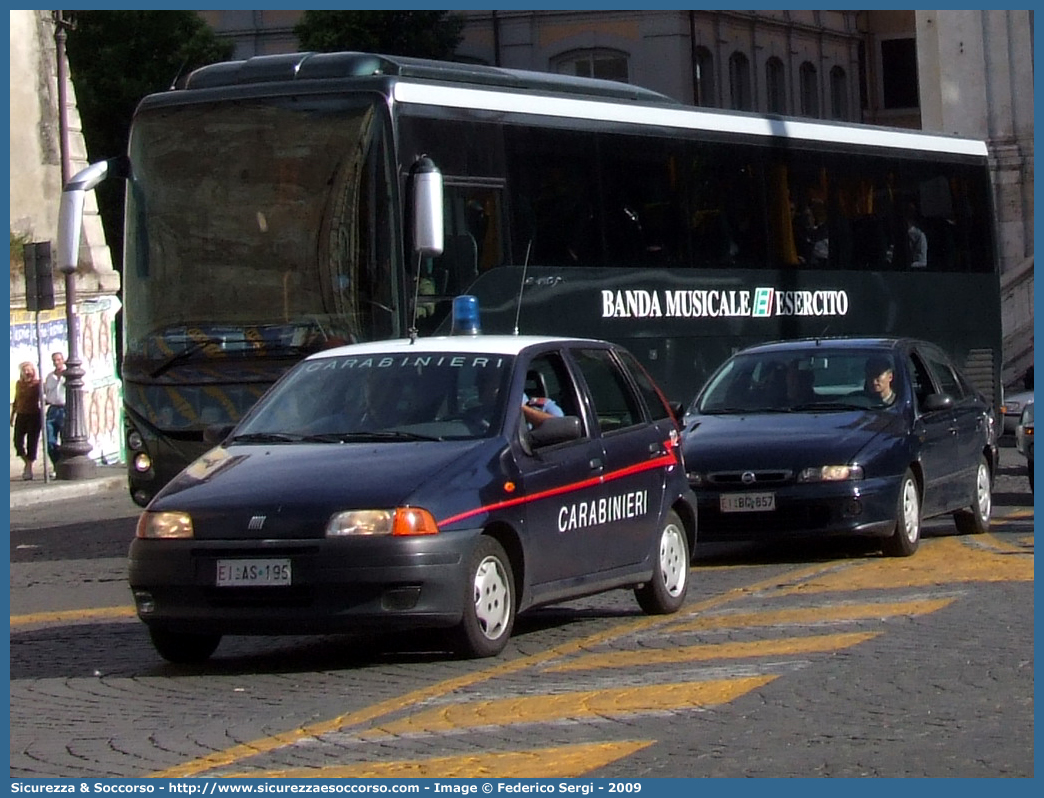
[124,95,398,369]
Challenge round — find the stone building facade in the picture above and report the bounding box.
[8,9,122,468]
[9,10,1031,424]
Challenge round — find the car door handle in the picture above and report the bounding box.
[589,457,604,472]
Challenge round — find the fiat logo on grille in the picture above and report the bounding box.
[741,471,757,485]
[247,515,267,530]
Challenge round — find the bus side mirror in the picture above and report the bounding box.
[412,156,444,257]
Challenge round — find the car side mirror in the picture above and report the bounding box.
[203,423,235,445]
[529,415,582,448]
[923,393,954,412]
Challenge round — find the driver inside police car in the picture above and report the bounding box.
[471,366,564,430]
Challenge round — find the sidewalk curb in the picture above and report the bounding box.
[9,475,128,509]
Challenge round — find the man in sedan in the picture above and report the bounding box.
[865,357,897,406]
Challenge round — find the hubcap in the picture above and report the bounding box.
[976,463,991,520]
[659,523,687,597]
[473,556,510,640]
[902,479,920,543]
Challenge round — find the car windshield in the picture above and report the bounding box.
[695,349,901,414]
[234,352,516,441]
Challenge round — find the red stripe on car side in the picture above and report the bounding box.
[437,452,677,528]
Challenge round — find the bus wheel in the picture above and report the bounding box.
[883,470,921,557]
[455,537,514,658]
[953,455,991,535]
[148,627,221,664]
[635,510,689,614]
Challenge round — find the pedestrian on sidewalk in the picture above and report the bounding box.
[11,361,42,480]
[43,351,66,471]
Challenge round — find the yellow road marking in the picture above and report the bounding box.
[149,561,837,778]
[546,631,878,673]
[10,606,136,627]
[358,676,776,739]
[770,536,1033,598]
[667,597,955,633]
[222,741,655,779]
[145,531,1034,778]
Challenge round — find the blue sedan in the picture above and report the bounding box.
[681,337,997,557]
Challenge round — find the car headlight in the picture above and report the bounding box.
[798,465,864,482]
[325,508,439,537]
[136,511,194,539]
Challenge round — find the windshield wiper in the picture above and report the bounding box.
[149,339,213,377]
[229,432,305,444]
[320,430,444,442]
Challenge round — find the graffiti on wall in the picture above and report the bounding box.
[9,296,123,464]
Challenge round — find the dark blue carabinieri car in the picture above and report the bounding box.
[129,331,697,663]
[681,337,997,557]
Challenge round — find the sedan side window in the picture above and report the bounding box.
[571,348,645,433]
[923,351,964,399]
[907,353,935,410]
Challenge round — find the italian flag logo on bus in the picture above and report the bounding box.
[753,287,774,317]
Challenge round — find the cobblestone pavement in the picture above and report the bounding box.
[9,444,1034,778]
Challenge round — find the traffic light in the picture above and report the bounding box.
[23,241,55,312]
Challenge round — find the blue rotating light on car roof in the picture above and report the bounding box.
[450,295,482,335]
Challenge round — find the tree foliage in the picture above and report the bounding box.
[294,11,464,59]
[64,11,233,265]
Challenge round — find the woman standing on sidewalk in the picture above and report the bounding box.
[11,361,41,480]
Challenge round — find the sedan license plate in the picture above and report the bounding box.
[720,492,776,513]
[216,559,292,587]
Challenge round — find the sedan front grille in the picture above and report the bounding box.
[705,469,793,487]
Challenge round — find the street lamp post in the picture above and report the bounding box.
[53,10,95,480]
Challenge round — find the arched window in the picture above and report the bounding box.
[765,57,787,115]
[799,61,819,117]
[830,66,848,120]
[553,49,629,83]
[728,52,752,111]
[694,46,716,107]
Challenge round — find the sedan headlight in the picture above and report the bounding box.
[325,508,439,537]
[798,465,864,482]
[136,511,194,539]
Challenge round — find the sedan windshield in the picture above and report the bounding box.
[696,350,901,414]
[235,352,516,441]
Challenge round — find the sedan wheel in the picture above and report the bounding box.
[635,510,689,614]
[882,469,920,557]
[953,455,992,535]
[455,537,514,658]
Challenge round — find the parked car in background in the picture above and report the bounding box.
[1001,366,1033,435]
[1015,401,1034,491]
[682,337,997,557]
[129,320,697,664]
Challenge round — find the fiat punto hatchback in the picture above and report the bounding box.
[130,328,697,663]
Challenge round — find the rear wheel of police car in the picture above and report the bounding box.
[148,627,222,664]
[953,454,991,535]
[634,510,689,614]
[882,469,921,557]
[455,537,515,658]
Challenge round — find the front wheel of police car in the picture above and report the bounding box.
[634,510,690,614]
[456,537,515,658]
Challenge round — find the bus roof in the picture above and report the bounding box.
[179,50,987,159]
[183,51,676,104]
